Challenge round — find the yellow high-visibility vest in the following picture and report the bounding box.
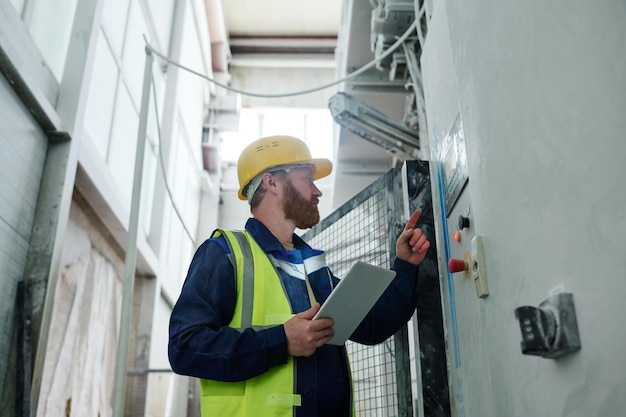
[199,229,299,417]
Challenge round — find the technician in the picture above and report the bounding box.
[168,135,430,417]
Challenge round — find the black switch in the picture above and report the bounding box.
[458,215,470,230]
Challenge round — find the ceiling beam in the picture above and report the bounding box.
[229,36,337,54]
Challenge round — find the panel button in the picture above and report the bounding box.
[458,215,470,230]
[448,258,468,273]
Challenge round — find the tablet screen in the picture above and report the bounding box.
[314,261,396,345]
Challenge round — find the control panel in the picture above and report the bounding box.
[438,114,489,299]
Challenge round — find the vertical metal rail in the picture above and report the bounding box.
[388,169,414,417]
[16,282,32,417]
[405,161,451,417]
[112,46,154,417]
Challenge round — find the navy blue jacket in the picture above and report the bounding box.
[169,218,419,417]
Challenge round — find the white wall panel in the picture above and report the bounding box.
[84,29,119,159]
[101,0,130,56]
[9,0,25,15]
[123,0,152,109]
[145,0,175,54]
[157,1,208,296]
[422,1,626,416]
[177,6,208,160]
[108,84,139,201]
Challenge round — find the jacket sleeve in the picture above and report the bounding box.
[349,258,419,345]
[168,239,289,382]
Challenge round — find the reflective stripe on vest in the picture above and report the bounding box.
[200,229,299,417]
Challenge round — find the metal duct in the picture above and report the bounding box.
[328,92,419,159]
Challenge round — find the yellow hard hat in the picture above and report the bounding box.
[237,135,333,200]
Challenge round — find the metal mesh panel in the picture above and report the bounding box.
[303,170,401,417]
[309,192,391,275]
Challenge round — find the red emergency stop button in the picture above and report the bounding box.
[448,258,468,273]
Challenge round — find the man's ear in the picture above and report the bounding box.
[261,172,279,195]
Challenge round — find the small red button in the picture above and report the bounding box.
[448,258,467,273]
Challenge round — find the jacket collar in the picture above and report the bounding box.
[244,218,317,255]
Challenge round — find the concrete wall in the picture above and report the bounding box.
[0,72,48,416]
[422,1,626,416]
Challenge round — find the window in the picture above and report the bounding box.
[220,108,334,163]
[27,0,78,81]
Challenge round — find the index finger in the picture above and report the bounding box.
[405,209,423,230]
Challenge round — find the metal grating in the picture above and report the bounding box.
[303,169,405,417]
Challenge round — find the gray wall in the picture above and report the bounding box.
[0,73,48,411]
[422,1,626,416]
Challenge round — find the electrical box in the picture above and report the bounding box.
[514,293,581,358]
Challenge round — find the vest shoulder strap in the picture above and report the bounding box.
[212,229,255,329]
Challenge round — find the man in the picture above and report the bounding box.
[168,135,430,417]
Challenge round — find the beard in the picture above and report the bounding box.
[282,178,320,229]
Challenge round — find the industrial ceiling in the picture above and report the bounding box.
[220,0,421,197]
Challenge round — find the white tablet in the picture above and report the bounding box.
[313,261,397,345]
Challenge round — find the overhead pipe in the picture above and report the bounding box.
[205,0,231,75]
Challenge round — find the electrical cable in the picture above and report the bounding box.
[146,19,417,98]
[150,72,198,247]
